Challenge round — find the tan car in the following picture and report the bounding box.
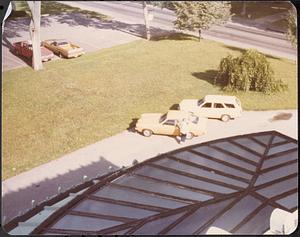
[179,95,242,122]
[42,39,85,58]
[135,110,207,139]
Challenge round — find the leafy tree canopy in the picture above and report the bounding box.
[287,9,297,46]
[214,49,288,94]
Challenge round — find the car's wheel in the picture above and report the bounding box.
[221,114,230,122]
[142,129,153,137]
[186,132,194,140]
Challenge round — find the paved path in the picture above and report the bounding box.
[2,110,297,223]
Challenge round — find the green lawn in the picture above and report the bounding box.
[2,35,297,179]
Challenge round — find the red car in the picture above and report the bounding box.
[13,40,54,62]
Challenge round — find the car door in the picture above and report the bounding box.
[23,42,32,58]
[158,119,178,135]
[212,103,226,118]
[198,102,214,118]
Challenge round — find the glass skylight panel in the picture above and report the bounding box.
[52,214,123,231]
[234,205,274,234]
[261,151,297,170]
[167,198,235,235]
[256,177,297,198]
[209,142,261,163]
[134,165,236,194]
[255,164,298,186]
[275,193,298,209]
[174,151,253,180]
[73,199,158,219]
[114,174,213,201]
[154,158,248,188]
[93,184,187,209]
[253,135,272,145]
[267,143,298,156]
[272,135,288,144]
[133,212,185,234]
[210,196,262,230]
[109,228,132,235]
[232,137,266,155]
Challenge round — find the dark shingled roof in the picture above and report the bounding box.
[12,131,298,235]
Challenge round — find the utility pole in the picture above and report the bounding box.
[142,1,151,40]
[27,1,43,70]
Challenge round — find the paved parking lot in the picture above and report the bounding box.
[2,14,142,71]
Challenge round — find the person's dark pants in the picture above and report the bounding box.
[181,133,187,143]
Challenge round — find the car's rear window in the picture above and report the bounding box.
[225,103,235,108]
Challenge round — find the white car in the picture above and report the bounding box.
[179,95,242,122]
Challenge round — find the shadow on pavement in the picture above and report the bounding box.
[2,156,119,225]
[2,35,33,67]
[127,118,139,132]
[3,12,173,50]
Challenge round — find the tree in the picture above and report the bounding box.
[27,1,43,70]
[287,9,297,47]
[214,49,288,94]
[142,1,151,40]
[172,2,231,40]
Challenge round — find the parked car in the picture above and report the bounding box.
[42,39,85,58]
[135,110,207,139]
[179,95,242,122]
[12,40,54,62]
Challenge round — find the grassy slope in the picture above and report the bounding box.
[2,36,297,179]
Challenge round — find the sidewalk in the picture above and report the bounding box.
[2,109,297,223]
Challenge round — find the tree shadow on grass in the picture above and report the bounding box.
[192,70,219,86]
[151,32,199,41]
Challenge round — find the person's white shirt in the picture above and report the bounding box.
[179,119,189,135]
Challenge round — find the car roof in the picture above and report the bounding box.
[204,95,237,103]
[167,110,190,119]
[44,39,68,43]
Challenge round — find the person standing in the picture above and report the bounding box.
[178,118,189,144]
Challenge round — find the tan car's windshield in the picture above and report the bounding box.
[159,113,167,123]
[57,41,69,46]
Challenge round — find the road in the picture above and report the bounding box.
[63,1,296,60]
[2,1,296,71]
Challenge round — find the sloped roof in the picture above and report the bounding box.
[12,131,299,235]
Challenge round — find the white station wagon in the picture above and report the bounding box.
[179,95,242,122]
